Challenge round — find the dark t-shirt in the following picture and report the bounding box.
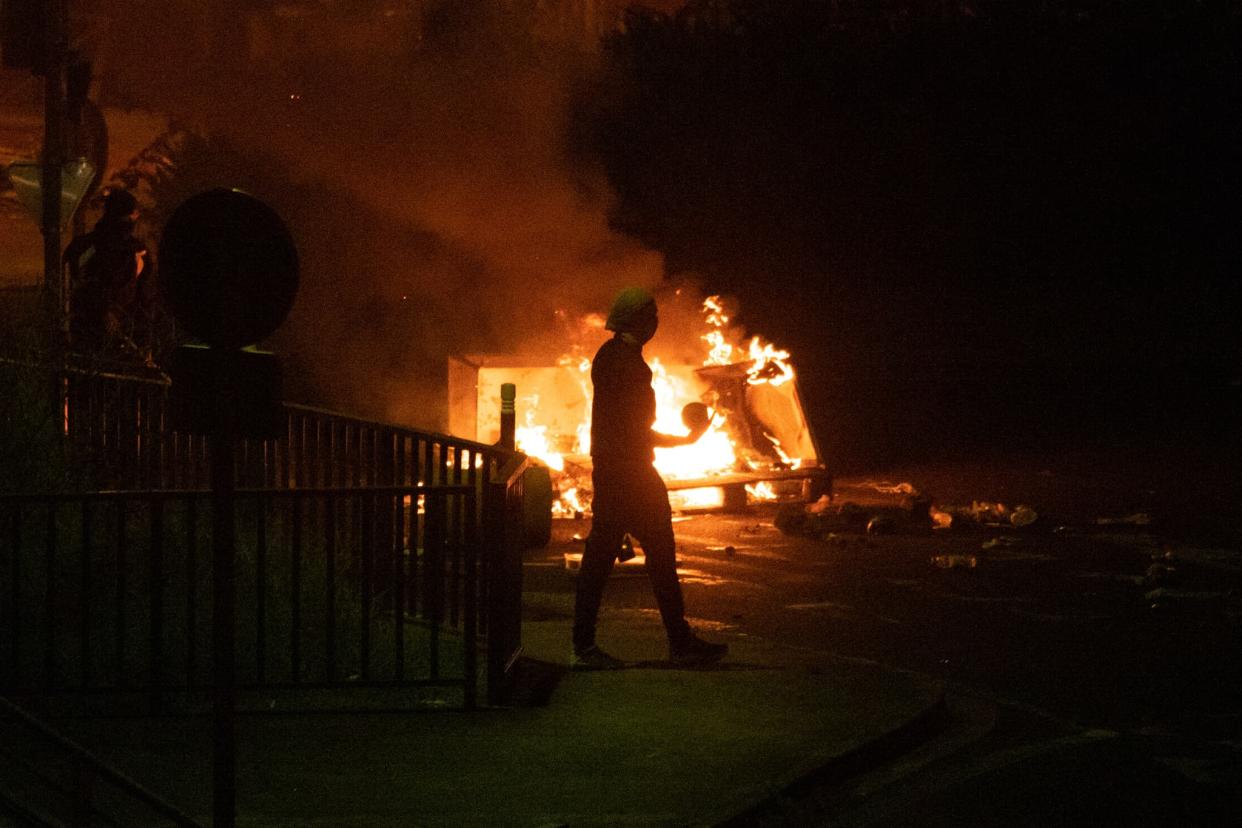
[589,336,656,465]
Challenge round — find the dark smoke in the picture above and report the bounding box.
[99,2,671,431]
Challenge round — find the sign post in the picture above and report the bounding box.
[159,189,299,828]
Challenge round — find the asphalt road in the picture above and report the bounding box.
[526,465,1242,825]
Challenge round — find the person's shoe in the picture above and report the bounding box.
[570,645,627,671]
[669,632,728,666]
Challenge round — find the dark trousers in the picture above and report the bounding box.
[573,461,690,651]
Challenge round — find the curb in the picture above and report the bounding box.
[712,685,951,827]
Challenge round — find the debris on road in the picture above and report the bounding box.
[856,480,918,495]
[932,553,979,569]
[931,500,1040,530]
[1097,512,1153,526]
[775,494,932,539]
[1010,505,1039,527]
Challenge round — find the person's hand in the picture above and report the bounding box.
[685,420,709,443]
[680,403,712,444]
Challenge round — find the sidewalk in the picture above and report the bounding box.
[61,603,944,827]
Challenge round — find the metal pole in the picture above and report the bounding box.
[41,0,68,437]
[211,351,237,828]
[40,0,66,307]
[499,382,516,451]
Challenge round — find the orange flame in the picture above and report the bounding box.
[514,294,806,516]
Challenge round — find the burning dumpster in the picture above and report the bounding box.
[448,296,830,524]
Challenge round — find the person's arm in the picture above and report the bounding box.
[650,420,708,449]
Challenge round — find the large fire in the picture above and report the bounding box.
[501,295,815,516]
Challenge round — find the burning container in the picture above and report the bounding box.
[448,348,829,521]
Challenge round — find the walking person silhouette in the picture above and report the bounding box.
[571,287,729,669]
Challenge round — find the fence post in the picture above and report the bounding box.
[499,383,516,451]
[485,453,527,707]
[210,384,237,828]
[484,475,505,706]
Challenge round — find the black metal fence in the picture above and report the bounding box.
[63,369,499,494]
[1,369,527,710]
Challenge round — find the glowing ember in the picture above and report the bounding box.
[556,487,587,517]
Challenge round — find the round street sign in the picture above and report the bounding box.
[160,189,299,349]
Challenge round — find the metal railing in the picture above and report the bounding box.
[62,368,502,493]
[0,483,491,709]
[2,368,527,710]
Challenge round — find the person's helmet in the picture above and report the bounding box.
[605,287,657,336]
[101,188,138,219]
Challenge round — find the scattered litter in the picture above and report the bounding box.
[931,553,978,570]
[775,499,931,538]
[1010,505,1038,527]
[859,481,918,495]
[982,536,1021,550]
[807,494,833,514]
[966,501,1009,524]
[1096,512,1152,526]
[934,501,1040,529]
[938,501,1011,527]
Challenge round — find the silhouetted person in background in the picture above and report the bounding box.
[572,287,729,669]
[64,188,155,358]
